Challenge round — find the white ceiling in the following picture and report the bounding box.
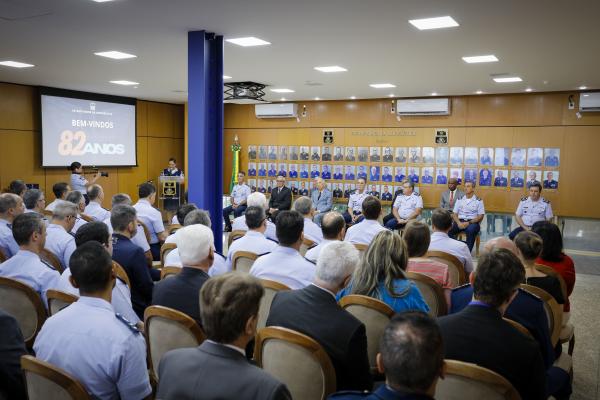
[1,0,599,103]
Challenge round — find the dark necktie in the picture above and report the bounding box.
[318,192,321,200]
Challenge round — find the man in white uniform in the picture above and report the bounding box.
[343,178,369,224]
[429,208,474,273]
[448,181,485,253]
[384,181,422,230]
[509,182,553,240]
[84,184,111,222]
[344,196,387,245]
[223,172,252,232]
[134,183,166,261]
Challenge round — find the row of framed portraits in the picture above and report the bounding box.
[247,145,561,168]
[246,179,402,200]
[247,163,559,189]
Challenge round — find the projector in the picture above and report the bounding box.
[224,81,269,104]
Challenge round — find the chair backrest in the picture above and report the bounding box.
[144,305,206,379]
[21,355,91,400]
[338,294,394,374]
[79,214,94,223]
[503,318,534,340]
[0,248,6,263]
[166,224,182,235]
[0,277,47,348]
[160,266,181,280]
[406,271,448,317]
[425,251,466,288]
[160,242,177,267]
[137,220,152,244]
[112,261,131,289]
[258,279,291,330]
[299,238,316,256]
[227,230,246,247]
[520,284,562,346]
[42,210,54,217]
[255,326,336,400]
[46,290,78,316]
[534,264,568,304]
[435,359,521,400]
[352,243,369,258]
[40,249,64,274]
[232,251,259,273]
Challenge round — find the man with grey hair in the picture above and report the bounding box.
[45,201,78,269]
[65,191,88,233]
[267,241,372,391]
[310,177,333,226]
[0,193,25,258]
[23,189,48,224]
[84,184,110,222]
[153,224,215,326]
[305,211,346,263]
[232,191,277,241]
[293,196,323,244]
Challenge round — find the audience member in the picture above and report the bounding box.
[249,210,316,289]
[267,241,372,391]
[45,182,70,212]
[0,193,24,258]
[157,273,291,399]
[310,177,333,226]
[428,208,474,273]
[65,190,88,233]
[153,224,214,326]
[232,192,277,241]
[173,203,199,228]
[84,184,110,221]
[23,189,47,220]
[0,213,59,308]
[305,211,346,263]
[293,195,323,243]
[45,202,78,269]
[330,312,445,400]
[134,182,167,260]
[226,206,277,270]
[339,230,429,313]
[34,241,152,400]
[6,180,26,197]
[344,195,387,245]
[0,309,27,400]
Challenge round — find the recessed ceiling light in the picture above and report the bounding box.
[583,94,590,97]
[579,85,587,90]
[314,97,320,100]
[280,97,286,101]
[314,66,347,73]
[0,60,34,68]
[388,94,395,98]
[270,88,294,93]
[476,90,483,94]
[525,88,533,92]
[431,92,438,96]
[92,0,115,2]
[493,77,522,83]
[225,37,271,47]
[94,51,136,60]
[409,16,459,30]
[350,96,356,100]
[370,83,396,89]
[462,55,498,63]
[110,80,139,86]
[223,75,232,79]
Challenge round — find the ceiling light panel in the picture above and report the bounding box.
[270,88,294,93]
[225,37,271,47]
[314,66,347,73]
[94,51,136,59]
[110,80,139,86]
[0,60,34,68]
[409,16,459,30]
[462,55,498,63]
[493,77,522,83]
[369,83,396,89]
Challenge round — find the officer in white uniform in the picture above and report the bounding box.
[509,182,553,240]
[344,178,369,224]
[0,193,24,258]
[45,202,78,270]
[133,183,166,260]
[84,185,111,222]
[0,213,60,310]
[345,196,388,245]
[34,241,152,400]
[231,192,278,242]
[449,181,485,252]
[293,196,323,244]
[250,210,316,289]
[384,181,423,230]
[223,172,252,231]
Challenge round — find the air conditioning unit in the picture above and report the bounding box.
[579,92,600,112]
[397,98,450,116]
[255,103,298,118]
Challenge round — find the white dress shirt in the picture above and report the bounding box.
[249,246,316,289]
[45,223,77,270]
[428,231,474,273]
[231,215,278,242]
[84,201,111,222]
[393,193,423,219]
[303,217,324,244]
[453,195,485,220]
[344,219,387,245]
[133,199,165,244]
[516,197,553,226]
[45,199,66,212]
[305,239,338,263]
[226,230,278,271]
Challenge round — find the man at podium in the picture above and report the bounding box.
[163,158,183,176]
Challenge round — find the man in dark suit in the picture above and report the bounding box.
[157,273,291,400]
[267,241,372,392]
[152,224,214,326]
[0,310,27,400]
[438,248,546,400]
[268,175,292,221]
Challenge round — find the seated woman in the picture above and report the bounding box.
[532,221,575,320]
[403,220,452,306]
[515,230,564,305]
[338,230,429,314]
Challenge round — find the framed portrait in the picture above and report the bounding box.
[368,184,381,198]
[345,146,356,161]
[394,186,404,195]
[266,180,274,191]
[258,145,268,160]
[257,163,267,177]
[394,166,407,182]
[544,148,560,167]
[495,147,510,166]
[435,147,449,164]
[382,146,394,162]
[288,163,299,178]
[479,148,493,165]
[289,180,298,194]
[407,167,420,183]
[543,170,559,189]
[464,147,478,165]
[381,165,393,182]
[510,170,525,188]
[369,147,381,162]
[449,168,463,184]
[299,180,310,195]
[247,162,257,177]
[257,179,267,193]
[421,166,434,184]
[435,168,448,184]
[422,147,435,164]
[278,163,288,177]
[395,147,408,163]
[332,182,344,198]
[248,179,257,192]
[380,184,393,200]
[511,147,526,167]
[449,147,464,165]
[267,162,278,177]
[527,148,543,167]
[408,147,421,163]
[332,165,344,180]
[278,146,288,160]
[464,168,478,183]
[369,165,380,182]
[298,164,309,179]
[344,165,356,180]
[321,146,332,161]
[321,164,332,179]
[354,165,366,180]
[299,146,310,160]
[478,167,492,186]
[288,145,299,160]
[309,164,321,178]
[526,170,541,188]
[343,183,355,198]
[494,169,509,187]
[248,145,257,160]
[357,147,369,162]
[268,145,278,160]
[332,146,344,161]
[310,146,321,161]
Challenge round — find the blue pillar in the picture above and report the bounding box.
[188,31,224,252]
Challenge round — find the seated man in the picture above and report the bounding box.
[439,178,464,213]
[384,181,422,230]
[0,193,24,258]
[268,175,292,221]
[45,182,70,212]
[343,178,368,225]
[153,224,214,326]
[438,248,546,400]
[34,241,152,400]
[134,183,167,261]
[428,208,474,273]
[232,192,277,241]
[344,196,387,245]
[448,181,484,252]
[293,196,323,244]
[45,202,78,270]
[330,312,444,400]
[0,213,60,309]
[165,203,198,243]
[306,211,346,263]
[84,184,111,222]
[156,273,291,400]
[65,191,88,233]
[267,241,372,391]
[23,189,48,223]
[223,172,251,232]
[0,309,28,400]
[310,177,333,226]
[509,182,553,240]
[226,206,278,270]
[250,211,316,289]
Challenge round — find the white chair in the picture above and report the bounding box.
[257,279,291,330]
[21,355,91,400]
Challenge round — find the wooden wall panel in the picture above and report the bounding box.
[465,93,564,126]
[136,100,148,137]
[0,84,38,131]
[0,130,45,192]
[118,137,149,203]
[173,105,184,139]
[147,137,175,182]
[147,102,175,137]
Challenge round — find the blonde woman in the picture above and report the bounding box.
[338,230,429,313]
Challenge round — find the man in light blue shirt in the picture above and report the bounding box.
[134,183,166,260]
[310,178,333,226]
[0,193,24,258]
[23,189,48,225]
[84,184,111,222]
[344,196,388,245]
[66,191,88,234]
[0,213,60,309]
[344,178,369,224]
[223,172,252,232]
[293,196,324,244]
[45,202,78,270]
[34,241,152,400]
[305,212,346,263]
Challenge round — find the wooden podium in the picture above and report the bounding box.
[158,175,184,211]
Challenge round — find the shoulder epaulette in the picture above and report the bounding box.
[475,196,482,201]
[452,283,471,291]
[543,198,550,204]
[40,259,56,271]
[256,252,271,258]
[266,237,279,244]
[414,192,421,196]
[521,196,528,201]
[115,313,141,334]
[116,275,127,285]
[304,257,316,265]
[215,251,226,260]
